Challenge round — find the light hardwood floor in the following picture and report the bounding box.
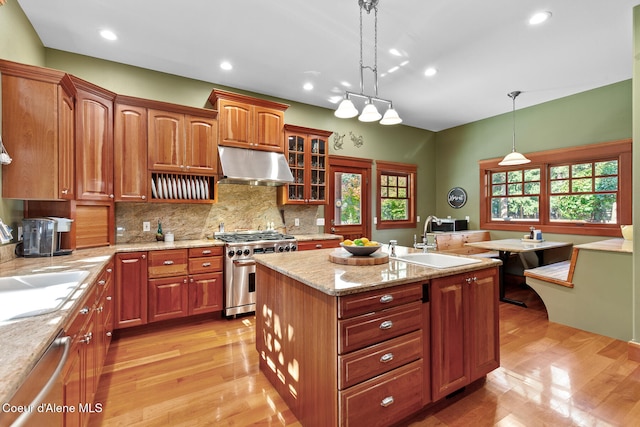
[89,284,640,426]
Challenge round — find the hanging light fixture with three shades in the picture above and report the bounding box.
[498,90,531,166]
[334,0,402,125]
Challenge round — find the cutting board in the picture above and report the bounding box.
[328,251,389,265]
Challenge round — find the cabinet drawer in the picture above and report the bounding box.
[297,239,341,251]
[148,249,188,278]
[340,360,423,427]
[338,284,423,319]
[188,256,223,274]
[339,330,422,389]
[338,301,422,354]
[188,246,223,258]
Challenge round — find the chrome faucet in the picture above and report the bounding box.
[414,215,441,252]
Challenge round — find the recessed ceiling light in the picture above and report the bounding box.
[220,61,233,71]
[100,29,117,41]
[303,82,314,91]
[424,67,437,77]
[529,11,552,25]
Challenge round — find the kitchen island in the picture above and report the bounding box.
[254,246,502,427]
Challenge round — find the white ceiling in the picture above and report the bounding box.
[16,0,639,131]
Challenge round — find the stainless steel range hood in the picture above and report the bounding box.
[217,146,294,186]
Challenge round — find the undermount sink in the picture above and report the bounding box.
[0,270,90,322]
[391,252,482,269]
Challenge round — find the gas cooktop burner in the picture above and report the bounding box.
[215,231,296,244]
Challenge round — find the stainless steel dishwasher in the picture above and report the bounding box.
[0,330,71,427]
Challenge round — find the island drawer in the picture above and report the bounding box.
[338,284,423,319]
[339,360,423,427]
[338,301,422,354]
[188,247,223,258]
[148,249,188,278]
[338,330,422,389]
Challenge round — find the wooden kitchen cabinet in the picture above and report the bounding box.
[148,275,190,322]
[188,247,224,315]
[209,89,288,152]
[147,108,218,174]
[279,125,332,204]
[94,260,114,377]
[430,267,499,401]
[71,76,116,202]
[114,99,148,202]
[0,60,76,200]
[115,251,148,329]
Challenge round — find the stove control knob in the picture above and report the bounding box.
[228,250,235,257]
[235,249,243,256]
[291,245,297,251]
[278,246,284,252]
[284,246,290,252]
[243,249,251,256]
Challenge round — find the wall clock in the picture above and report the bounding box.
[447,187,467,209]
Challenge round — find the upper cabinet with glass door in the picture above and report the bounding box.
[278,125,332,205]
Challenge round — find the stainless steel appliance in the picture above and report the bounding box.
[0,330,70,427]
[21,217,73,257]
[215,231,297,316]
[430,218,468,232]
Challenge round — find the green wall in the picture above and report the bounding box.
[632,6,640,346]
[435,80,632,245]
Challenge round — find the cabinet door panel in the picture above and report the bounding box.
[254,106,284,150]
[148,109,185,171]
[218,100,251,145]
[189,273,223,315]
[469,268,500,381]
[430,275,468,401]
[75,89,114,201]
[185,115,217,174]
[148,276,189,322]
[115,252,148,328]
[114,104,148,201]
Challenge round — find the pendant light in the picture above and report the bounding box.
[499,91,531,166]
[334,0,402,125]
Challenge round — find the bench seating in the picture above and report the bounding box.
[523,248,578,288]
[433,230,500,258]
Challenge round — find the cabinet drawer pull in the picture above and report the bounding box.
[380,352,394,363]
[163,260,174,265]
[315,244,322,248]
[379,320,393,330]
[79,307,90,315]
[98,280,106,286]
[106,296,112,301]
[379,294,394,304]
[80,332,92,344]
[380,396,394,407]
[201,249,212,255]
[202,262,211,267]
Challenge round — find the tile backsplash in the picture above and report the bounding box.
[116,184,322,243]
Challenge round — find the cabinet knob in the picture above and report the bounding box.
[379,294,394,304]
[106,331,112,337]
[98,280,106,286]
[109,194,114,199]
[79,307,90,315]
[141,254,147,259]
[107,268,113,273]
[80,332,93,344]
[380,396,395,407]
[380,352,394,363]
[61,189,69,194]
[379,320,393,330]
[106,296,112,301]
[141,195,147,200]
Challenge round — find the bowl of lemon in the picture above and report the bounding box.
[340,238,382,256]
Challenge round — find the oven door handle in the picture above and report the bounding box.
[233,259,256,267]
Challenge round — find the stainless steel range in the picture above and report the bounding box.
[215,231,297,316]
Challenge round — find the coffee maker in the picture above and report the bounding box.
[22,217,73,257]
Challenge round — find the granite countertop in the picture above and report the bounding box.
[0,233,342,403]
[254,245,501,297]
[574,238,633,253]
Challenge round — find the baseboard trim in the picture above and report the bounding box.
[628,340,640,362]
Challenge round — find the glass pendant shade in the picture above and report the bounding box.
[334,98,359,118]
[498,151,531,166]
[380,107,402,125]
[358,102,381,122]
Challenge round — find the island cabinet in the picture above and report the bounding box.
[430,267,500,401]
[0,60,76,200]
[255,263,427,427]
[209,89,288,152]
[278,125,332,205]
